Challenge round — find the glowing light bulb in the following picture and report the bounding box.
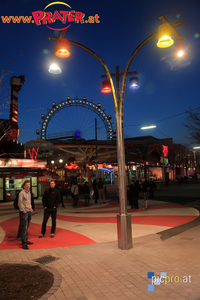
[177,51,184,57]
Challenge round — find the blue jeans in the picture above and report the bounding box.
[19,211,31,246]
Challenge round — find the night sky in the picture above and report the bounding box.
[1,0,200,146]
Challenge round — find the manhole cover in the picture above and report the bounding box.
[34,255,59,264]
[179,237,194,240]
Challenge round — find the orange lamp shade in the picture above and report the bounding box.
[55,38,71,58]
[101,80,111,93]
[172,42,190,59]
[157,24,174,48]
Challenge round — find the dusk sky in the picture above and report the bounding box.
[1,0,200,147]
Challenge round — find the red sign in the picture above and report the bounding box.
[163,145,168,157]
[65,162,78,170]
[28,147,39,159]
[0,159,46,168]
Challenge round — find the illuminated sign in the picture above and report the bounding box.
[0,159,46,168]
[163,145,168,157]
[28,147,39,160]
[65,162,78,170]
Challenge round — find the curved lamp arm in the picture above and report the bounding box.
[62,39,118,111]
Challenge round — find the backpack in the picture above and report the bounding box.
[13,192,19,209]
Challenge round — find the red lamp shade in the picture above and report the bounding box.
[55,39,71,58]
[172,42,190,59]
[101,80,111,93]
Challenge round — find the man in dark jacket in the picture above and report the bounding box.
[149,179,157,198]
[39,180,61,238]
[129,180,140,209]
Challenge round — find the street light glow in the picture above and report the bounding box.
[172,41,190,59]
[129,76,140,90]
[177,50,184,57]
[157,24,174,48]
[51,160,54,164]
[141,125,157,130]
[55,38,71,58]
[193,146,200,149]
[48,63,62,74]
[101,79,111,93]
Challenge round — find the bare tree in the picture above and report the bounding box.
[185,108,200,144]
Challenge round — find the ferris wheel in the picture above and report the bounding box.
[36,97,114,141]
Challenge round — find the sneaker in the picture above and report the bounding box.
[38,234,44,238]
[51,233,54,238]
[22,245,29,250]
[26,241,33,245]
[143,207,148,210]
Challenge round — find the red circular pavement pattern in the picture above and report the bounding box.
[0,199,198,250]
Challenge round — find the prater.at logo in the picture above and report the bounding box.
[1,1,100,30]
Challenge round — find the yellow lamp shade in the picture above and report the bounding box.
[157,24,174,48]
[55,38,71,58]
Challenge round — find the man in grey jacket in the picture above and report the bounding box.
[18,180,33,249]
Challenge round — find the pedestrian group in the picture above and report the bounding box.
[17,177,156,249]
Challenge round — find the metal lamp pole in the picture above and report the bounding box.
[49,16,184,250]
[95,118,98,179]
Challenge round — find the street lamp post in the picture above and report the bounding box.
[51,160,54,172]
[95,118,98,179]
[48,16,186,250]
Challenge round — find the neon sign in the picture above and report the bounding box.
[163,145,168,157]
[28,147,39,160]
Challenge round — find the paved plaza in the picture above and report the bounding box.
[0,187,200,299]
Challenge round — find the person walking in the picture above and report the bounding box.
[92,179,98,203]
[129,180,140,209]
[57,184,65,207]
[97,178,106,204]
[71,179,79,208]
[149,179,157,198]
[39,180,61,238]
[18,180,33,250]
[82,181,90,206]
[141,178,149,210]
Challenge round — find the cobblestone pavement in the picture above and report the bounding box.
[0,197,200,299]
